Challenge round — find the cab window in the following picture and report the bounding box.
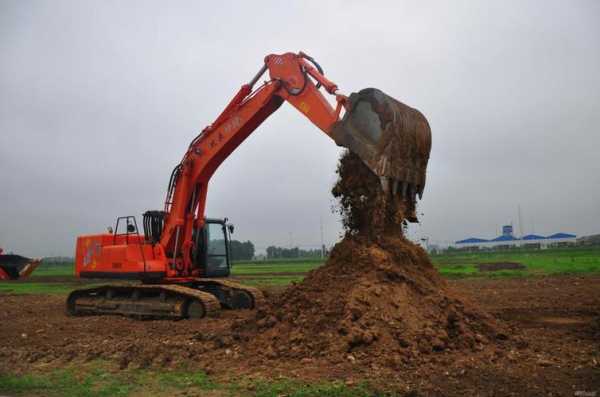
[207,223,227,256]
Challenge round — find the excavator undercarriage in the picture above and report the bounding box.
[67,279,264,320]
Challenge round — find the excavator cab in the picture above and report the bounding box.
[193,218,232,278]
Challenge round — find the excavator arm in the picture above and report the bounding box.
[158,51,431,277]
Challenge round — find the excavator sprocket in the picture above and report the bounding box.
[194,278,266,310]
[331,88,432,221]
[66,279,264,320]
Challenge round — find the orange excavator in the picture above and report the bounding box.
[67,51,431,319]
[0,248,41,281]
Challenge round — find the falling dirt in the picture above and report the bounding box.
[332,151,410,237]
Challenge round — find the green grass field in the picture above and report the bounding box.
[432,247,600,278]
[1,247,599,296]
[232,257,322,275]
[0,360,375,397]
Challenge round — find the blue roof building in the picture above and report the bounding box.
[491,235,517,242]
[546,232,576,239]
[455,226,577,249]
[456,237,489,244]
[522,234,545,240]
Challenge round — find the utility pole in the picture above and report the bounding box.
[518,204,524,238]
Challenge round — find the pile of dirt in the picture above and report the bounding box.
[234,152,505,368]
[3,276,600,395]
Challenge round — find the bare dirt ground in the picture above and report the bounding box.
[1,275,599,396]
[476,262,527,272]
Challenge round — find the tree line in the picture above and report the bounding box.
[229,240,255,261]
[227,240,327,260]
[265,245,325,259]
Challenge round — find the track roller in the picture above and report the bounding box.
[193,278,266,310]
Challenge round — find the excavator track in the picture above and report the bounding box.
[65,279,264,320]
[66,284,221,320]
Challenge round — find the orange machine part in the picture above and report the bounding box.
[75,234,167,279]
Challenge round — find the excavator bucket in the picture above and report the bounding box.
[0,254,41,280]
[331,88,431,221]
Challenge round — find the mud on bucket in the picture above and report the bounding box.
[331,88,432,220]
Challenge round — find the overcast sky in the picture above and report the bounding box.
[1,0,599,256]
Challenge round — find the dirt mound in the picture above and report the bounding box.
[234,151,505,368]
[3,276,600,395]
[236,236,503,367]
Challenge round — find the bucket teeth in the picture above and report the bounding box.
[388,179,418,203]
[379,176,390,193]
[393,179,421,210]
[392,180,399,196]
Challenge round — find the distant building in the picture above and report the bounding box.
[455,225,576,250]
[577,234,600,246]
[521,234,546,249]
[502,225,514,236]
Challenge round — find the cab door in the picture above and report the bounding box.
[203,221,231,277]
